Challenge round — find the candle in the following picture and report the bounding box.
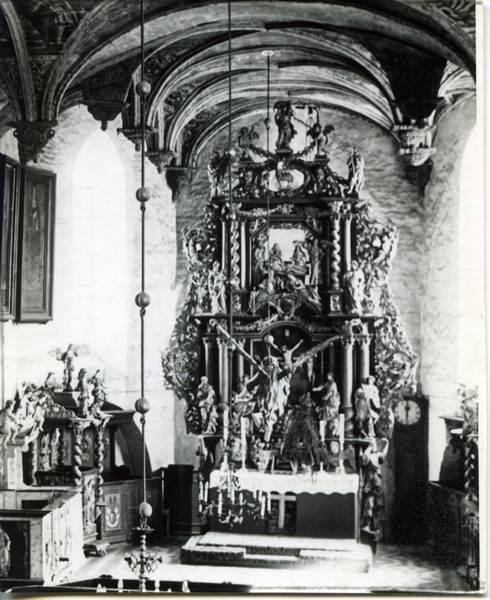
[204,482,209,502]
[199,480,203,501]
[267,492,271,512]
[218,491,223,515]
[319,420,325,442]
[241,417,247,468]
[231,485,235,503]
[339,414,345,448]
[223,409,229,442]
[239,492,243,505]
[260,494,266,518]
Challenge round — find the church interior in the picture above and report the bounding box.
[0,0,483,594]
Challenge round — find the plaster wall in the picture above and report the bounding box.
[0,105,178,471]
[420,97,480,481]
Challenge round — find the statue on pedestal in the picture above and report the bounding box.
[360,438,389,534]
[314,373,341,437]
[274,101,296,150]
[208,261,227,313]
[344,261,365,314]
[355,376,381,438]
[196,376,216,433]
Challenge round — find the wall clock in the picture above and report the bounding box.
[394,398,421,426]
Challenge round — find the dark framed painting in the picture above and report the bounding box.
[17,167,56,323]
[0,154,20,320]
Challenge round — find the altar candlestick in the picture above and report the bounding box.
[223,409,229,443]
[241,417,247,469]
[319,420,325,442]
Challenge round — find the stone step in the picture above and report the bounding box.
[181,533,372,571]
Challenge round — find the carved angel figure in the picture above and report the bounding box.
[76,368,92,417]
[89,370,107,415]
[49,344,89,392]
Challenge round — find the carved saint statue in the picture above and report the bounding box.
[0,525,10,578]
[208,261,227,313]
[360,438,389,534]
[76,368,92,417]
[313,373,341,437]
[344,261,365,314]
[347,147,365,194]
[274,101,296,150]
[355,376,381,438]
[196,376,216,433]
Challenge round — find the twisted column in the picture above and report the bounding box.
[342,215,352,273]
[95,421,107,519]
[229,213,240,289]
[71,423,84,490]
[340,337,355,438]
[330,214,341,289]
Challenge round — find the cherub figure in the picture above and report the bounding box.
[0,401,20,448]
[89,370,107,415]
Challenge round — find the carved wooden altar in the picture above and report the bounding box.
[163,103,417,559]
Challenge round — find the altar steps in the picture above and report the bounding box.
[181,532,372,571]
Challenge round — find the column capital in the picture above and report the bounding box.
[8,120,57,165]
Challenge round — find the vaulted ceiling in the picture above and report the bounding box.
[0,0,476,168]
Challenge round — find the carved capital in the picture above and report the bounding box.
[393,125,437,167]
[84,100,128,131]
[8,121,57,164]
[165,166,194,201]
[146,150,176,173]
[117,126,156,152]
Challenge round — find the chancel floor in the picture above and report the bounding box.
[65,537,470,594]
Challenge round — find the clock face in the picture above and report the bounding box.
[394,399,421,425]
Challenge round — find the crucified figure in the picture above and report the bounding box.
[265,336,303,372]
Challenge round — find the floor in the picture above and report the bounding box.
[64,536,472,594]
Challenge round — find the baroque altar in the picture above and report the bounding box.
[163,101,417,566]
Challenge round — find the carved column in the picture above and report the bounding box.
[341,336,355,438]
[229,211,240,289]
[71,422,84,490]
[221,221,228,273]
[203,338,214,381]
[236,339,245,385]
[8,121,58,165]
[358,337,371,388]
[329,202,342,313]
[342,215,352,273]
[217,338,230,405]
[26,440,37,486]
[95,419,108,519]
[240,220,247,289]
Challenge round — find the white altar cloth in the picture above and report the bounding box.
[210,469,359,495]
